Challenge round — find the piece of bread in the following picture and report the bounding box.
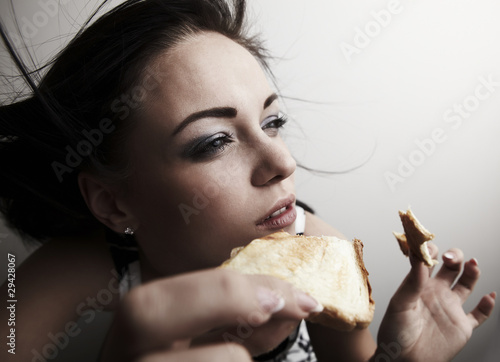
[393,208,438,267]
[219,231,375,331]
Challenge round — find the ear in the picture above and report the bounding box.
[78,172,138,234]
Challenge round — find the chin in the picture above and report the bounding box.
[284,222,296,235]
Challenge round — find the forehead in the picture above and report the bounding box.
[142,32,272,127]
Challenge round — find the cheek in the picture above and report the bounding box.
[131,166,252,271]
[131,159,250,229]
[177,170,249,227]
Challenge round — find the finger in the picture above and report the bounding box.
[241,319,300,357]
[426,242,439,276]
[467,292,497,329]
[389,248,429,311]
[427,241,439,260]
[453,258,480,303]
[192,317,300,357]
[103,269,318,360]
[128,269,312,338]
[434,248,464,286]
[137,343,252,362]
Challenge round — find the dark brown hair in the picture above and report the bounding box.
[0,0,271,240]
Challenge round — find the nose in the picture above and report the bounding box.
[250,137,296,187]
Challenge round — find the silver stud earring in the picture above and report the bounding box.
[124,227,135,235]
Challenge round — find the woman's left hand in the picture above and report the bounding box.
[374,243,496,361]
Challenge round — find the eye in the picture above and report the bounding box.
[189,132,234,159]
[261,113,288,136]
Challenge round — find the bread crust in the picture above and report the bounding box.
[393,209,438,267]
[220,231,375,331]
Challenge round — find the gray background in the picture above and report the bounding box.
[1,0,499,360]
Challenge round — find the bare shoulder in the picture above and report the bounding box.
[0,229,119,360]
[13,229,120,310]
[303,211,347,239]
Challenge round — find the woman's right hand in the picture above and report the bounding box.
[99,269,322,361]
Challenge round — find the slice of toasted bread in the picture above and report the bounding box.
[393,208,438,267]
[219,231,374,331]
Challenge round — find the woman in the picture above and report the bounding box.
[0,0,495,361]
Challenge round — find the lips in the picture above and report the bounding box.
[256,195,297,230]
[265,206,287,220]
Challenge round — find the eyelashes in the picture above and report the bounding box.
[186,113,288,160]
[261,112,288,136]
[188,132,235,160]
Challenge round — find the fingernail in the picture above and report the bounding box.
[443,252,455,260]
[257,287,285,314]
[295,290,323,313]
[470,258,478,266]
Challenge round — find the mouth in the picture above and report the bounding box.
[256,195,297,230]
[264,206,288,221]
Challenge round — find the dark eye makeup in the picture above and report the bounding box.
[185,112,288,160]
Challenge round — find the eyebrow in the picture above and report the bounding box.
[264,93,278,109]
[172,93,279,136]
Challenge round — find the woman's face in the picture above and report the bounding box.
[125,32,297,276]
